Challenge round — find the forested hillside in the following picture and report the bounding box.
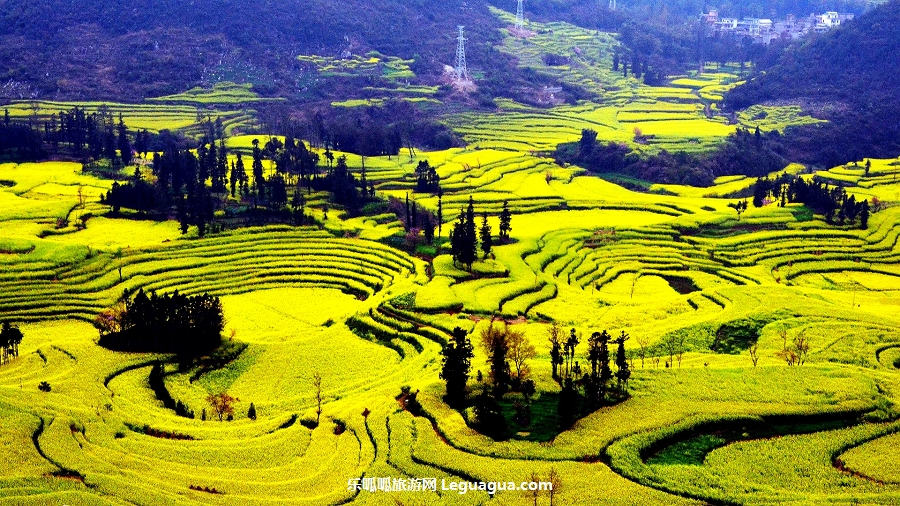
[0,0,521,101]
[0,0,872,103]
[725,0,900,167]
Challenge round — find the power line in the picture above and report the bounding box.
[455,26,469,82]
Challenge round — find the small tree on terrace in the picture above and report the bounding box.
[614,331,631,390]
[728,199,748,221]
[1,322,24,365]
[313,371,323,425]
[440,327,475,406]
[547,322,564,379]
[207,392,236,421]
[498,200,512,243]
[507,326,536,382]
[479,211,492,258]
[480,319,510,396]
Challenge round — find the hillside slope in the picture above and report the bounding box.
[725,0,900,166]
[0,0,526,101]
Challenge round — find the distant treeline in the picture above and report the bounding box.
[95,289,224,358]
[751,174,870,228]
[557,127,786,186]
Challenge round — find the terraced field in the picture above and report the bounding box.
[2,138,900,504]
[2,13,900,504]
[4,83,261,137]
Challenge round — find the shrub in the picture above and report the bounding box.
[38,381,51,392]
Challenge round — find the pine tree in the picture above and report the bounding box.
[615,331,631,391]
[405,193,411,230]
[252,139,264,205]
[460,196,477,268]
[450,209,465,267]
[860,199,870,229]
[437,191,444,239]
[236,153,248,199]
[215,139,228,192]
[423,214,435,245]
[440,327,474,406]
[117,114,131,166]
[479,211,492,258]
[498,200,512,243]
[598,331,612,398]
[229,161,237,198]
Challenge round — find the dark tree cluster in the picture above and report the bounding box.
[449,198,511,269]
[95,289,224,359]
[0,322,24,365]
[558,127,787,186]
[414,160,440,194]
[555,327,630,429]
[0,106,133,164]
[751,174,870,228]
[0,119,45,161]
[264,100,462,159]
[309,154,374,215]
[439,327,475,407]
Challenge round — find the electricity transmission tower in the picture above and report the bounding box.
[455,26,469,82]
[515,0,525,31]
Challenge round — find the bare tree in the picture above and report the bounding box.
[676,334,686,368]
[793,331,810,365]
[507,326,536,381]
[527,472,540,506]
[547,467,561,506]
[777,326,789,351]
[313,371,323,425]
[207,392,236,421]
[635,334,647,369]
[664,334,677,368]
[749,343,760,367]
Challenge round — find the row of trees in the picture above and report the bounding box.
[751,174,871,228]
[0,322,23,365]
[449,198,512,269]
[94,289,224,359]
[559,127,788,187]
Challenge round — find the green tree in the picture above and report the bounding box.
[437,191,444,239]
[614,331,630,391]
[251,139,265,206]
[0,322,23,365]
[547,322,564,380]
[455,197,477,269]
[480,319,510,397]
[860,199,870,229]
[116,114,131,166]
[498,200,512,243]
[728,199,748,220]
[229,161,237,197]
[479,212,492,258]
[440,327,475,406]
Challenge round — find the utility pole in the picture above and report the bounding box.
[455,26,469,83]
[515,0,525,31]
